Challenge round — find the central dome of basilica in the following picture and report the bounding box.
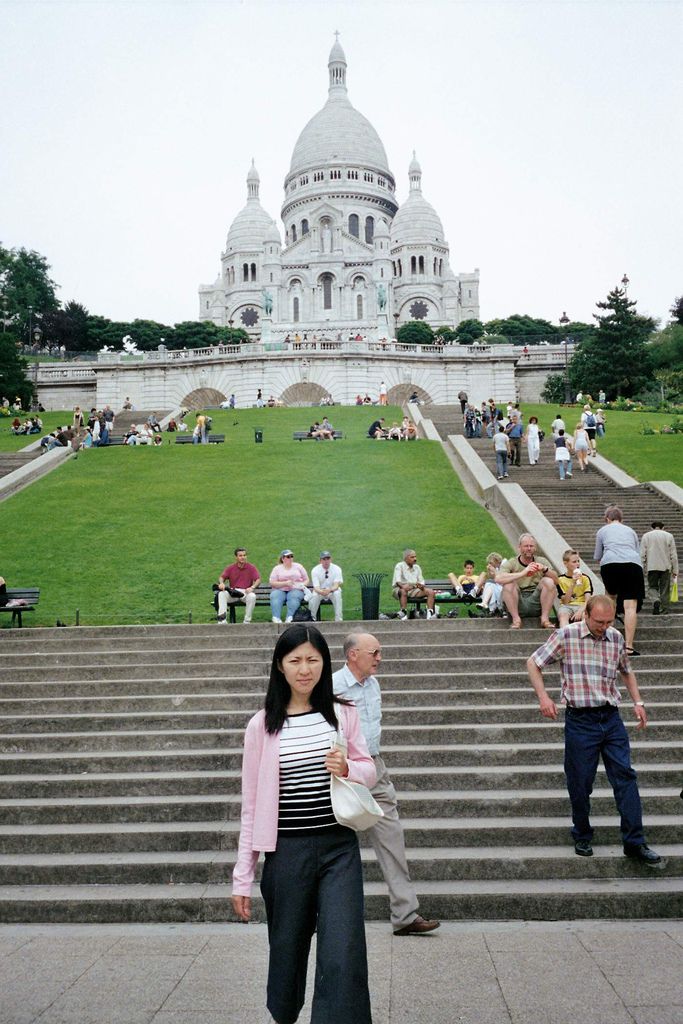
[288,38,391,177]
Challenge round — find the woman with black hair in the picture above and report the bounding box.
[231,625,376,1024]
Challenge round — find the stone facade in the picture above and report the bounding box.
[198,38,479,338]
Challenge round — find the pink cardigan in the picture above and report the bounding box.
[232,703,376,896]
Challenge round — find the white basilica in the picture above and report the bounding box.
[198,36,480,338]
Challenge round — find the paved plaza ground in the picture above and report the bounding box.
[1,920,682,1024]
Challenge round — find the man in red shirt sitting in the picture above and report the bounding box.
[216,548,261,624]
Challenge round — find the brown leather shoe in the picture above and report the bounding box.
[393,915,440,936]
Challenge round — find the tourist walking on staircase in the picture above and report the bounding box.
[333,632,441,936]
[527,594,661,865]
[573,421,590,472]
[640,520,679,616]
[525,415,541,465]
[554,430,573,480]
[594,506,644,657]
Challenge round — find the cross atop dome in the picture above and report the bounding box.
[328,31,347,91]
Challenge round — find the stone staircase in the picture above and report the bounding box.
[426,405,683,577]
[0,620,681,922]
[0,449,42,482]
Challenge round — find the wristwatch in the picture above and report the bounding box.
[634,701,645,707]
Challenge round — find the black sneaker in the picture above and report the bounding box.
[653,599,661,615]
[574,840,593,857]
[623,844,662,865]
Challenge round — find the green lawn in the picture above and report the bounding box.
[0,411,72,451]
[0,406,508,627]
[520,403,683,486]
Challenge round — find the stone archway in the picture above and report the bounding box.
[181,387,226,410]
[280,382,328,406]
[387,383,432,406]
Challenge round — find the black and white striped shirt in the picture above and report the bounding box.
[278,711,337,834]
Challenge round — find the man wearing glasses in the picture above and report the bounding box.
[333,632,440,935]
[307,551,344,621]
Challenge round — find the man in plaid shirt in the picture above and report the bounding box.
[527,594,661,864]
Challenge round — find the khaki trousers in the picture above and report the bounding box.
[368,755,419,929]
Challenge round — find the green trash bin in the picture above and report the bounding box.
[353,572,387,621]
[254,428,263,444]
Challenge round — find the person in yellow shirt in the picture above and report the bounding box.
[556,549,593,627]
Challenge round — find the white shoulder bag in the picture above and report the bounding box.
[329,728,383,832]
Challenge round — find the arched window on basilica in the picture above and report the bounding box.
[439,259,443,276]
[357,294,363,319]
[410,256,417,274]
[293,297,300,323]
[250,263,257,282]
[291,224,297,242]
[301,219,309,235]
[364,216,374,243]
[243,263,249,282]
[348,214,359,238]
[320,273,334,310]
[418,255,425,274]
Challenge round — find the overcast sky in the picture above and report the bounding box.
[2,0,681,329]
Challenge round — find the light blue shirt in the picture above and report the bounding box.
[332,664,382,756]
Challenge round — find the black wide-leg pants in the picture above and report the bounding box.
[260,826,372,1024]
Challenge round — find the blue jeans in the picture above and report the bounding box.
[564,705,644,846]
[557,457,573,479]
[270,588,304,619]
[495,451,508,477]
[261,829,371,1024]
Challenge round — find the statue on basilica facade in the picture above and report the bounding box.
[262,289,273,316]
[377,283,387,311]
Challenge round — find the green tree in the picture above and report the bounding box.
[0,331,34,408]
[483,314,558,345]
[396,321,434,345]
[86,315,133,351]
[669,296,683,326]
[0,244,60,343]
[568,286,656,399]
[455,318,485,343]
[649,323,683,371]
[42,301,91,352]
[170,321,248,349]
[540,373,567,404]
[433,325,458,343]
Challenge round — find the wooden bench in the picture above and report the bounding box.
[175,434,225,445]
[0,587,40,628]
[293,431,343,441]
[405,579,472,614]
[212,585,336,623]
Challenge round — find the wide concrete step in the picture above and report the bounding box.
[1,876,682,923]
[1,787,680,826]
[2,761,681,799]
[1,845,681,886]
[2,716,682,745]
[3,698,683,726]
[2,815,681,855]
[2,671,682,703]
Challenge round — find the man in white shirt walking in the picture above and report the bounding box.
[333,632,440,935]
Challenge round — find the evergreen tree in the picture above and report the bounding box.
[42,301,91,352]
[454,318,484,343]
[568,286,655,399]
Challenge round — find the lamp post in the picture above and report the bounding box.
[393,312,399,340]
[31,325,42,408]
[27,305,33,352]
[621,273,629,295]
[559,311,572,404]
